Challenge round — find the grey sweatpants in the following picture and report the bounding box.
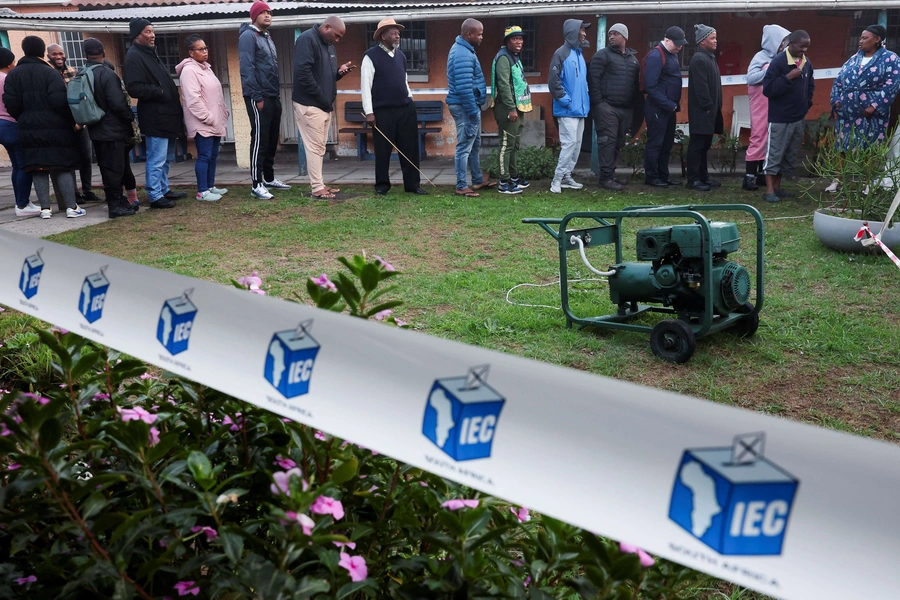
[763,120,804,178]
[33,170,77,211]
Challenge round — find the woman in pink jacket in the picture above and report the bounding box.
[176,35,230,201]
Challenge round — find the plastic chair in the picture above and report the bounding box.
[731,95,751,138]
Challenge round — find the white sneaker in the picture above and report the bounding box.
[264,178,291,190]
[561,175,584,189]
[66,206,86,218]
[550,179,562,194]
[196,190,222,201]
[15,202,41,217]
[825,180,839,193]
[40,208,52,219]
[251,183,273,199]
[209,186,229,195]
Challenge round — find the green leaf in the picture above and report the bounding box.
[307,278,322,303]
[335,273,361,305]
[360,263,380,293]
[295,577,331,598]
[38,417,63,451]
[363,300,404,319]
[80,492,109,520]
[219,530,244,565]
[336,580,370,599]
[187,450,215,490]
[35,328,71,371]
[70,349,101,381]
[330,457,358,484]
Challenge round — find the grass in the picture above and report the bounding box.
[44,176,900,443]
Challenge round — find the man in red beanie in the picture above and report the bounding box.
[239,1,290,199]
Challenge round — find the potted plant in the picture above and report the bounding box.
[803,127,900,253]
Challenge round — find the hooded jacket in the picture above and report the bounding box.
[548,19,590,118]
[84,59,135,143]
[446,35,486,117]
[239,23,279,102]
[292,24,343,112]
[747,25,791,87]
[588,44,640,108]
[123,42,184,138]
[176,58,229,139]
[687,47,723,135]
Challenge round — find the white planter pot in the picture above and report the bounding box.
[813,208,900,253]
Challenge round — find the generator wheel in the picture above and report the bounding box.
[650,319,696,363]
[730,303,760,338]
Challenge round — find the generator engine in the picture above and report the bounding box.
[607,221,751,316]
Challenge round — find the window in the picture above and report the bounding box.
[843,10,900,57]
[507,16,537,74]
[365,21,428,75]
[123,33,181,76]
[57,31,85,70]
[646,13,715,70]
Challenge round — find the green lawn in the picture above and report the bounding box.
[48,179,900,442]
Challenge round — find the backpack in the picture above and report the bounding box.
[67,64,105,126]
[638,45,666,94]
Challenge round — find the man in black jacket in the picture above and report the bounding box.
[588,23,639,191]
[82,38,135,219]
[643,26,686,187]
[292,16,354,199]
[685,24,723,191]
[123,17,185,209]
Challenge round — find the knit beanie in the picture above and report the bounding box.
[250,1,272,24]
[21,36,46,58]
[609,23,628,41]
[694,24,715,44]
[130,18,152,40]
[0,47,14,69]
[83,38,104,57]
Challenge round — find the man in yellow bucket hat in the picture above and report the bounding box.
[491,25,533,194]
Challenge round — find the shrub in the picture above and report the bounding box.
[619,130,648,177]
[484,146,559,180]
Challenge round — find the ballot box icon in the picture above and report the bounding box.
[422,365,505,461]
[668,432,799,556]
[79,267,109,323]
[264,320,320,398]
[157,290,198,355]
[19,250,44,299]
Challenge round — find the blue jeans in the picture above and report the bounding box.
[448,104,484,191]
[0,119,33,208]
[144,136,176,202]
[194,135,220,193]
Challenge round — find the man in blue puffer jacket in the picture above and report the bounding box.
[447,18,493,196]
[548,19,591,193]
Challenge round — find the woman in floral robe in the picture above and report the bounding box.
[831,25,900,151]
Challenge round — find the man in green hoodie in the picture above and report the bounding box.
[491,26,533,194]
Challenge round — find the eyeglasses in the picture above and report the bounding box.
[190,47,208,52]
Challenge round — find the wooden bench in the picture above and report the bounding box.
[339,100,443,161]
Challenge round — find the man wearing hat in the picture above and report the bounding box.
[588,22,639,191]
[124,17,186,209]
[643,26,687,188]
[491,25,533,194]
[239,1,291,199]
[685,24,723,192]
[549,19,591,194]
[361,18,428,196]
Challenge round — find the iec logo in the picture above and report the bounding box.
[78,267,109,323]
[422,365,504,461]
[669,432,799,556]
[19,250,44,299]
[156,290,197,355]
[264,320,320,398]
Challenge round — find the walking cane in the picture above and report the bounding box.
[362,113,437,188]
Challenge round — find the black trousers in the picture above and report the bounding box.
[93,139,126,202]
[686,133,713,184]
[245,95,282,186]
[643,101,676,182]
[594,101,632,182]
[75,126,94,192]
[373,103,420,193]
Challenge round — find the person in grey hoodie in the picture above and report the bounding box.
[743,24,790,191]
[548,19,591,193]
[239,1,290,199]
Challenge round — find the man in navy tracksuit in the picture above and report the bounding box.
[643,26,687,187]
[762,30,814,203]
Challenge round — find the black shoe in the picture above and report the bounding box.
[74,191,86,203]
[107,200,135,218]
[83,191,103,203]
[407,188,429,195]
[150,198,176,209]
[742,175,759,191]
[775,189,794,198]
[756,173,767,187]
[666,178,682,186]
[613,177,629,186]
[374,189,388,196]
[600,179,624,191]
[702,179,722,188]
[644,178,669,187]
[164,190,186,200]
[686,181,711,191]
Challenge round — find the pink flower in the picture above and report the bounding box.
[21,393,50,405]
[284,511,315,534]
[524,576,531,587]
[510,506,530,523]
[51,326,69,335]
[15,575,37,585]
[312,274,337,292]
[418,481,429,487]
[173,581,200,596]
[339,552,368,582]
[441,499,480,510]
[237,271,262,288]
[139,373,156,380]
[374,309,392,321]
[120,406,157,424]
[222,413,243,431]
[310,496,345,520]
[334,540,357,549]
[373,255,395,271]
[274,455,296,469]
[148,427,160,447]
[314,430,326,441]
[860,93,868,101]
[191,525,218,539]
[395,319,408,327]
[270,468,307,496]
[620,542,656,567]
[93,393,110,402]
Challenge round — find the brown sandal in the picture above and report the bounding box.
[472,180,497,190]
[312,190,336,199]
[326,187,340,193]
[455,188,480,197]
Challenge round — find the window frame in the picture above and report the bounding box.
[57,31,86,70]
[506,17,538,76]
[646,13,716,71]
[365,20,429,80]
[122,32,182,77]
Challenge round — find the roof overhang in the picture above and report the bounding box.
[0,0,891,32]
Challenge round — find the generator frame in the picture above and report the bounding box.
[523,204,765,361]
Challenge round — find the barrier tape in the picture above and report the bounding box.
[2,229,900,600]
[854,224,900,269]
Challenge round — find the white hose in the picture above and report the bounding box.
[569,235,617,277]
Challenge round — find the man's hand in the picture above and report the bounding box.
[365,113,375,125]
[508,110,518,122]
[785,66,802,81]
[338,62,355,76]
[256,100,265,109]
[863,105,877,119]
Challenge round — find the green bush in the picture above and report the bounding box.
[484,146,559,180]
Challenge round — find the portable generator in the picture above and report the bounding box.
[523,204,764,363]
